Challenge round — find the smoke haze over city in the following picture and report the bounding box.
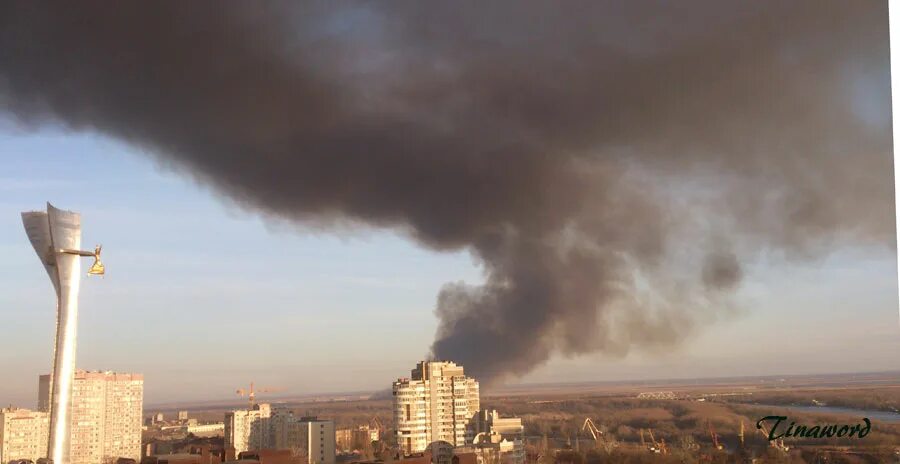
[0,1,895,388]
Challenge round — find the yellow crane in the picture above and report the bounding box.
[370,416,385,440]
[582,418,602,443]
[536,433,549,464]
[647,429,668,455]
[707,421,723,450]
[583,419,618,455]
[756,422,788,453]
[236,382,284,407]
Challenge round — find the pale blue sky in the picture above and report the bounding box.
[1,128,898,407]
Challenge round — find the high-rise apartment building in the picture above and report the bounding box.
[39,370,144,464]
[392,361,480,460]
[0,408,50,464]
[225,405,335,464]
[224,403,273,454]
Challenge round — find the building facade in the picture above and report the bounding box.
[392,361,480,461]
[271,412,335,464]
[185,423,225,436]
[467,410,525,464]
[0,408,50,464]
[334,425,377,452]
[39,370,144,464]
[225,405,335,464]
[224,403,273,454]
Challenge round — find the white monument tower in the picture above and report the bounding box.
[22,203,104,464]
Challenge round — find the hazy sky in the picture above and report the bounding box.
[0,128,897,407]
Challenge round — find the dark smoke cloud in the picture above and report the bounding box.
[0,1,892,383]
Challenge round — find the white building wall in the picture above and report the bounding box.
[228,405,335,464]
[225,404,272,454]
[304,419,335,464]
[392,361,480,460]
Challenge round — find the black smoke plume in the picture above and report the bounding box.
[0,1,892,383]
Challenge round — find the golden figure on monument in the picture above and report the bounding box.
[88,245,104,276]
[58,244,105,276]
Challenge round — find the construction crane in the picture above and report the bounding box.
[756,422,789,453]
[707,421,723,450]
[648,429,658,452]
[536,433,549,464]
[235,382,284,408]
[370,416,384,440]
[582,418,616,454]
[582,418,602,443]
[646,429,667,455]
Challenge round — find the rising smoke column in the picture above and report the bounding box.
[0,1,893,383]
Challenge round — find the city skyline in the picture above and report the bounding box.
[0,369,143,464]
[1,1,899,409]
[2,2,900,463]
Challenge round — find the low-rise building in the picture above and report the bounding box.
[144,453,204,464]
[467,410,524,464]
[271,412,334,464]
[187,423,225,436]
[335,426,376,452]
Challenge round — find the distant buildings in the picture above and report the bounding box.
[225,404,335,464]
[0,407,50,463]
[39,369,144,464]
[143,438,228,463]
[391,362,527,464]
[392,361,481,463]
[186,423,226,436]
[271,412,335,464]
[636,391,677,400]
[466,410,525,464]
[334,425,378,452]
[144,453,207,464]
[225,404,274,453]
